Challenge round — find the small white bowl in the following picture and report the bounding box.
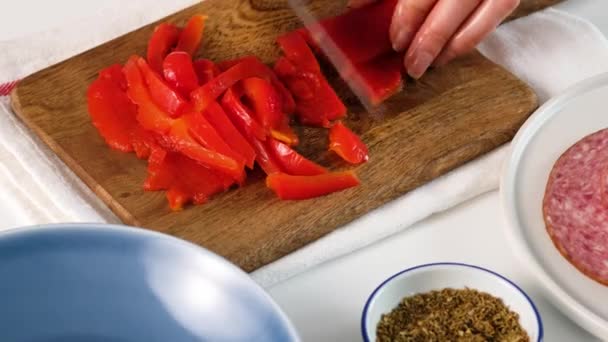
[361,263,542,342]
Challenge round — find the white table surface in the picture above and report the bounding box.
[0,0,605,341]
[267,1,608,341]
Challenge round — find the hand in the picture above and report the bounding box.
[348,0,520,79]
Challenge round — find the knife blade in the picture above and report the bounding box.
[286,0,387,120]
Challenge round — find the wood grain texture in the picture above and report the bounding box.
[11,0,545,272]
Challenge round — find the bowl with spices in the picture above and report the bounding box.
[362,262,542,342]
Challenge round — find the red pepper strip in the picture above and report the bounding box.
[204,102,256,169]
[163,51,200,97]
[266,171,360,200]
[131,126,160,160]
[175,15,207,57]
[147,23,181,74]
[302,0,397,65]
[241,77,284,129]
[270,119,299,146]
[182,111,247,169]
[87,72,138,152]
[145,149,230,210]
[99,64,128,90]
[193,59,220,85]
[137,57,187,118]
[276,32,346,125]
[277,32,320,73]
[221,87,267,141]
[329,121,369,164]
[267,139,327,176]
[250,137,283,175]
[191,58,268,113]
[215,56,296,114]
[124,56,244,181]
[341,53,404,107]
[168,119,245,183]
[124,57,174,133]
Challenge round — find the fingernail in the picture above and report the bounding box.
[407,51,434,79]
[392,29,412,52]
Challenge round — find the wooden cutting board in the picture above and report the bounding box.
[11,0,543,272]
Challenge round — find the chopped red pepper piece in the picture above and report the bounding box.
[131,126,160,160]
[125,56,244,181]
[168,119,245,183]
[270,119,299,146]
[124,57,174,133]
[87,69,138,152]
[241,77,284,129]
[303,0,397,65]
[182,111,247,169]
[213,56,296,114]
[193,59,220,85]
[267,139,326,176]
[221,87,267,141]
[204,102,256,169]
[145,148,230,210]
[99,64,128,90]
[163,51,200,97]
[191,58,269,113]
[354,53,404,106]
[137,57,187,118]
[147,23,181,74]
[266,171,360,200]
[251,137,283,175]
[275,32,346,126]
[329,121,369,165]
[175,15,207,57]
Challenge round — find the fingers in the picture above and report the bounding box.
[390,0,438,52]
[404,0,483,79]
[347,0,378,8]
[435,0,520,66]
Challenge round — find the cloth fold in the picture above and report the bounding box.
[0,5,607,288]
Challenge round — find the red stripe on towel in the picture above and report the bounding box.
[0,80,18,96]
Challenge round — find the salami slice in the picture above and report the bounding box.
[543,128,608,286]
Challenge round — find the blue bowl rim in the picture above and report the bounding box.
[360,262,544,342]
[0,222,301,342]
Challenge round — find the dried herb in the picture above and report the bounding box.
[376,288,530,342]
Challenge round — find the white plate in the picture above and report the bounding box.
[501,72,608,340]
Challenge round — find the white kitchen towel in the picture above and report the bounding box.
[1,6,607,288]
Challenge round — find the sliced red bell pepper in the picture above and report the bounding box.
[175,15,207,57]
[204,102,256,169]
[131,126,160,160]
[353,53,404,106]
[163,51,200,97]
[201,56,296,114]
[168,119,245,183]
[270,119,299,146]
[137,57,187,118]
[250,137,283,175]
[275,32,346,126]
[329,121,369,165]
[267,139,326,176]
[87,71,138,152]
[302,0,397,65]
[241,77,284,129]
[147,23,181,74]
[182,111,247,168]
[124,57,174,133]
[266,171,360,200]
[145,148,230,210]
[99,64,128,90]
[193,59,220,85]
[220,87,266,141]
[125,56,244,181]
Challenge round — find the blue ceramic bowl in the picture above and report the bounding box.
[0,224,299,342]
